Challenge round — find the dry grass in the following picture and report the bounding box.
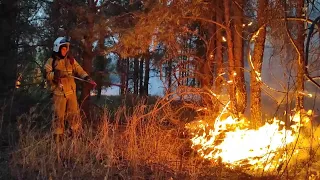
[10,99,187,179]
[7,95,320,180]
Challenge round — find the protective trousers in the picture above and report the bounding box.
[52,93,81,135]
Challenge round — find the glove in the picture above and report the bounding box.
[84,76,90,81]
[84,76,97,87]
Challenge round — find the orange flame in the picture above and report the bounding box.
[186,102,312,172]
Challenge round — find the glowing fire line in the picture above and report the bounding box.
[186,103,312,172]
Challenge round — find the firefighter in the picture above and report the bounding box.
[44,36,96,137]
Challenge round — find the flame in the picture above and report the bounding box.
[186,102,312,173]
[15,80,21,89]
[222,36,227,42]
[298,91,313,98]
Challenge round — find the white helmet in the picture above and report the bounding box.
[53,37,70,53]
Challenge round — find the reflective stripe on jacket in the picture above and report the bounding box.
[44,56,88,96]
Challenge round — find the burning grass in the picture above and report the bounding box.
[5,94,320,179]
[186,103,316,175]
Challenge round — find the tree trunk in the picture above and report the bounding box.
[143,53,150,96]
[126,58,129,94]
[80,49,94,117]
[250,0,268,128]
[139,57,144,95]
[80,0,95,118]
[199,18,215,105]
[200,60,212,103]
[133,57,139,94]
[0,0,18,96]
[96,40,106,99]
[200,27,213,89]
[295,0,305,111]
[223,0,237,113]
[233,0,246,114]
[215,0,223,97]
[96,59,103,99]
[118,58,125,95]
[208,23,216,86]
[167,59,173,94]
[179,57,183,87]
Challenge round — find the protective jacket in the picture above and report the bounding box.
[44,56,88,96]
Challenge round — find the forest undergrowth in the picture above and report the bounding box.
[1,93,320,180]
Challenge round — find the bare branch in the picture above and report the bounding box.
[182,16,227,30]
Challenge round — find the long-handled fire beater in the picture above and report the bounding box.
[15,75,97,89]
[68,75,97,88]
